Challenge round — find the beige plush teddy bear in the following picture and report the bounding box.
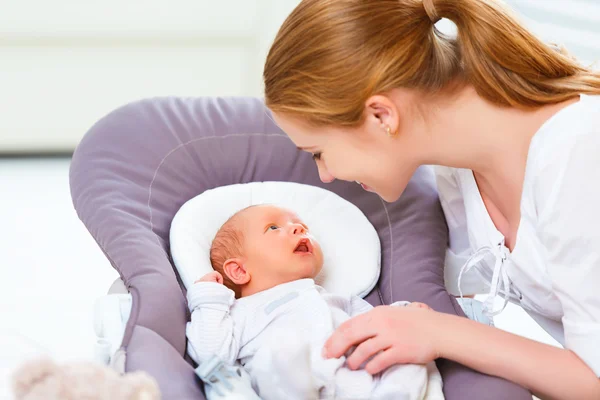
[11,358,161,400]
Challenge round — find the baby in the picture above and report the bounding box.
[186,204,443,400]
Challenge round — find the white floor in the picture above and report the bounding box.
[0,158,118,400]
[0,158,558,399]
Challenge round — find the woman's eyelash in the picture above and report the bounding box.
[312,152,322,161]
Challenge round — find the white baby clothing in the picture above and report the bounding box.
[186,278,444,399]
[437,94,600,376]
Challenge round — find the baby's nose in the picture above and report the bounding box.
[291,224,306,235]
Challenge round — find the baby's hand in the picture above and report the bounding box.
[195,271,224,285]
[408,302,432,311]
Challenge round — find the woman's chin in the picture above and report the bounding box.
[381,194,399,203]
[360,184,396,202]
[378,186,406,203]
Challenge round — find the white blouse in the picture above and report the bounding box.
[437,94,600,377]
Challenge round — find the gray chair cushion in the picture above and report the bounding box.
[70,97,531,399]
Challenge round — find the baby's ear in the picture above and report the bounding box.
[223,258,250,285]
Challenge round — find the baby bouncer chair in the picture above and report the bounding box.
[69,96,532,399]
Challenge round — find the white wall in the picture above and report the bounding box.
[504,0,600,65]
[0,0,598,153]
[0,0,301,153]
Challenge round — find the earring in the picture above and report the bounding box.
[382,124,397,137]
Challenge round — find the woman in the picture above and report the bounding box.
[263,0,600,399]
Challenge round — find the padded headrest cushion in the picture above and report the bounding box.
[170,181,380,298]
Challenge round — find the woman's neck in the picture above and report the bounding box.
[423,85,579,179]
[421,85,579,236]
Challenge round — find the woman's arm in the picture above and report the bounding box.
[322,306,600,400]
[436,312,600,400]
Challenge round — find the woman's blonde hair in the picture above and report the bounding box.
[264,0,600,127]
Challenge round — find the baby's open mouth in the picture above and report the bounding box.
[294,238,313,254]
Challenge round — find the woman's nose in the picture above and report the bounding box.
[317,162,335,183]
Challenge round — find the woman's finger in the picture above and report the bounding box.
[365,347,403,375]
[215,272,224,284]
[345,337,388,371]
[323,311,378,359]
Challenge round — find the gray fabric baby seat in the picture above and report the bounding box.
[69,97,531,399]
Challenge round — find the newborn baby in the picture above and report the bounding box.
[186,204,444,399]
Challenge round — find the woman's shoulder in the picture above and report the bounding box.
[527,95,600,210]
[529,94,600,167]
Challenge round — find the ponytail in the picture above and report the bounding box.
[432,0,600,106]
[264,0,600,127]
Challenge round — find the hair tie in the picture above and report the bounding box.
[423,0,441,24]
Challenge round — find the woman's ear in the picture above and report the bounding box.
[223,258,250,285]
[365,94,400,137]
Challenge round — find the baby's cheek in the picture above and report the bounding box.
[316,246,325,265]
[273,250,291,270]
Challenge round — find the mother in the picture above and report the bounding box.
[263,0,600,399]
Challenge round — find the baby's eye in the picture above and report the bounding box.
[268,225,279,231]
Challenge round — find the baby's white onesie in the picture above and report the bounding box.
[186,278,444,399]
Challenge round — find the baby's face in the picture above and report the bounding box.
[240,205,323,288]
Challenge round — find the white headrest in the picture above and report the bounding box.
[170,182,380,298]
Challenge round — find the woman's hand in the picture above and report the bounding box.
[322,305,441,374]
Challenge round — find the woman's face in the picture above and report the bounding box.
[272,103,422,202]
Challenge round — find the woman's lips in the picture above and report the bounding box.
[356,181,374,192]
[360,183,374,192]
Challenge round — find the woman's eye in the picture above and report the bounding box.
[311,152,322,161]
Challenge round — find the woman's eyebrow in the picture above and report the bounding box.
[296,146,316,151]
